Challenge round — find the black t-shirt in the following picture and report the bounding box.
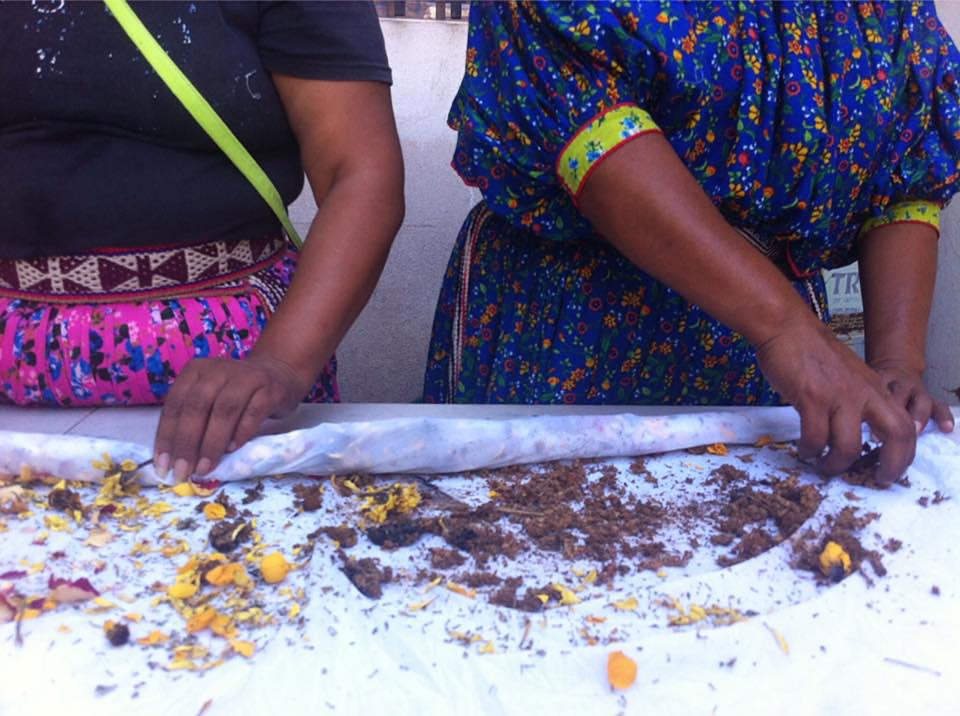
[0,0,391,259]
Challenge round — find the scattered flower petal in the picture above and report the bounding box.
[607,651,638,690]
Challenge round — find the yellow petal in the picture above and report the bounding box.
[171,482,196,497]
[186,607,218,633]
[445,581,477,599]
[260,552,291,584]
[168,581,199,599]
[406,597,436,613]
[203,503,227,521]
[611,596,639,611]
[818,541,852,578]
[551,583,581,606]
[230,640,256,658]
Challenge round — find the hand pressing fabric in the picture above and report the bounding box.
[153,75,404,481]
[153,355,307,481]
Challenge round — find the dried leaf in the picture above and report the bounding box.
[0,594,15,623]
[190,478,221,494]
[705,443,729,456]
[210,613,237,638]
[138,630,169,646]
[607,651,638,690]
[186,607,218,633]
[205,562,250,587]
[48,575,100,603]
[85,528,114,548]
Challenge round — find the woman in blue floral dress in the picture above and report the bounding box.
[424,1,959,483]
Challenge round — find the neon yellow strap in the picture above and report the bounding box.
[103,0,303,248]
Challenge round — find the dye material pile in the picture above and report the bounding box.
[1,410,957,715]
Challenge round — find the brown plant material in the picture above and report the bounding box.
[48,486,83,514]
[208,520,251,553]
[340,555,393,599]
[792,507,885,583]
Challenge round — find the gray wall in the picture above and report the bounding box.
[293,13,960,404]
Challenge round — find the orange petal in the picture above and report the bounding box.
[607,651,638,690]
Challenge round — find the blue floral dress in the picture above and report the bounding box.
[423,1,960,405]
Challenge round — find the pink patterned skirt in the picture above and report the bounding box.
[0,236,338,406]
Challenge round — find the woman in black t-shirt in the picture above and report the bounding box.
[0,1,404,481]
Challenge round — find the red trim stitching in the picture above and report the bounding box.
[784,245,817,280]
[861,218,940,238]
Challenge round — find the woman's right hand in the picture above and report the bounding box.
[754,315,916,485]
[578,131,917,486]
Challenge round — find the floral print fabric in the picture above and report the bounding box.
[425,204,815,405]
[450,1,959,268]
[0,249,338,406]
[425,1,960,405]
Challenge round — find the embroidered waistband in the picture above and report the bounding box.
[0,235,287,302]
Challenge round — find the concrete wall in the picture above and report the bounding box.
[293,13,960,404]
[928,3,960,402]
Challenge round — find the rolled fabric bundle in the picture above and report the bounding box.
[0,407,802,484]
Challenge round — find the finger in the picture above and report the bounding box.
[817,405,865,477]
[229,387,276,450]
[905,388,933,434]
[154,366,201,478]
[796,401,829,461]
[169,376,226,482]
[932,400,955,433]
[195,383,258,476]
[865,399,916,486]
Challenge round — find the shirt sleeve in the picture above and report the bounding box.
[449,2,661,239]
[257,1,392,84]
[860,2,960,237]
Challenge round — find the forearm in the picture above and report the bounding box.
[858,222,938,374]
[251,171,403,389]
[578,133,815,346]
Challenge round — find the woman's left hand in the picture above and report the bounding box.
[153,355,309,481]
[870,359,955,435]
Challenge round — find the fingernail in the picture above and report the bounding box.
[195,458,212,476]
[227,441,237,453]
[155,452,170,477]
[915,420,924,435]
[173,458,191,483]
